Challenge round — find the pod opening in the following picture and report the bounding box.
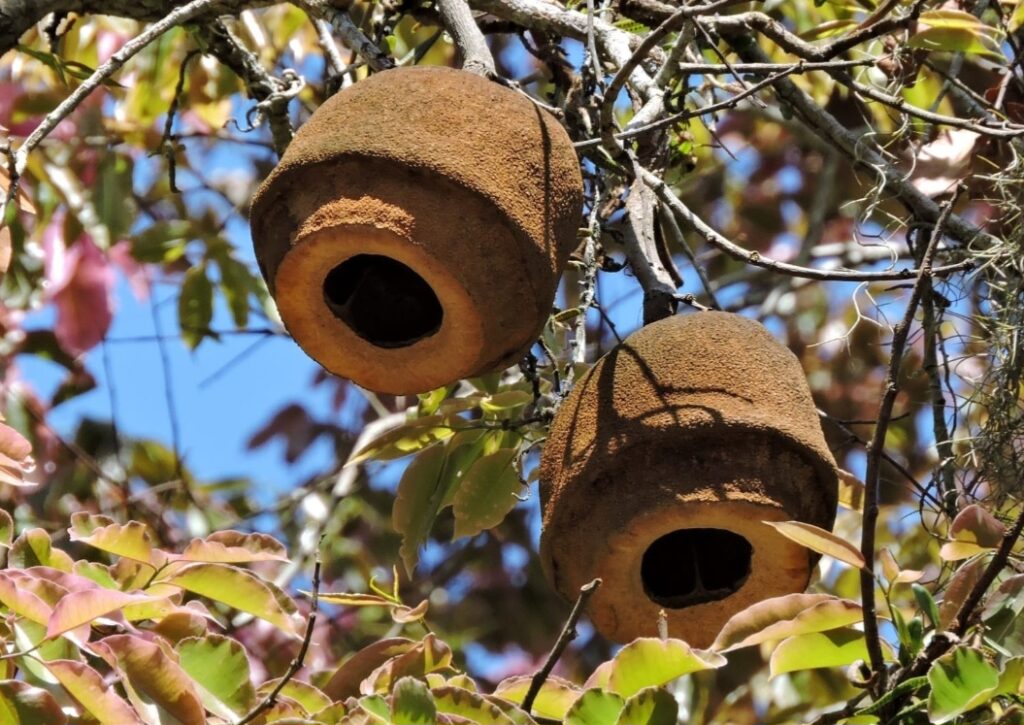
[323,254,443,348]
[641,528,752,608]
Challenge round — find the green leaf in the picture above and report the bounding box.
[912,583,942,630]
[613,687,677,725]
[0,680,67,725]
[479,391,533,415]
[9,528,73,571]
[45,659,143,725]
[606,638,726,697]
[131,221,190,263]
[927,647,1000,723]
[770,628,888,677]
[452,448,522,540]
[217,255,255,328]
[163,562,298,634]
[564,689,624,725]
[431,686,519,725]
[348,415,460,465]
[93,154,134,243]
[417,387,451,416]
[179,263,214,349]
[763,520,866,569]
[0,509,13,548]
[177,634,256,720]
[393,445,448,573]
[713,593,862,651]
[908,26,1002,57]
[392,677,436,724]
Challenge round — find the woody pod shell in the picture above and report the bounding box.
[539,312,840,648]
[250,66,584,395]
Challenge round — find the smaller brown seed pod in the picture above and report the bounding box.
[539,311,840,647]
[249,65,584,395]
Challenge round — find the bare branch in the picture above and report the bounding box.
[860,189,962,685]
[436,0,496,76]
[723,37,999,251]
[201,20,298,156]
[623,175,679,324]
[522,579,601,716]
[7,0,224,207]
[639,166,973,282]
[296,0,396,72]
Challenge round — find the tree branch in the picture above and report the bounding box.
[638,166,973,282]
[725,37,998,251]
[522,579,601,716]
[623,175,679,324]
[6,0,224,209]
[296,0,396,72]
[859,189,962,686]
[201,20,298,156]
[436,0,496,76]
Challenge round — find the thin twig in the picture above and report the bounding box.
[5,0,221,213]
[237,550,322,725]
[859,188,963,686]
[522,579,601,715]
[640,165,973,282]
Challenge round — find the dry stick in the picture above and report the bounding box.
[623,173,678,324]
[202,21,298,156]
[859,190,962,685]
[658,203,721,309]
[4,0,220,212]
[578,64,800,150]
[237,551,322,725]
[296,0,396,72]
[831,72,1024,138]
[436,0,496,76]
[522,579,601,715]
[639,166,971,283]
[725,37,996,251]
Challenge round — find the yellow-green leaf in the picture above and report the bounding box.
[68,514,156,566]
[613,687,677,725]
[564,689,623,725]
[45,659,142,725]
[178,634,256,721]
[770,628,891,677]
[163,563,298,634]
[493,675,581,721]
[764,520,866,569]
[607,638,726,697]
[347,415,460,465]
[713,594,863,652]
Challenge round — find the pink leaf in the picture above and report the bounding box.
[47,588,165,639]
[50,235,115,356]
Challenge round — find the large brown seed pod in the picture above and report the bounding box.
[539,311,839,647]
[250,66,584,395]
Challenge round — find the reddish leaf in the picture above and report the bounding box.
[94,634,205,725]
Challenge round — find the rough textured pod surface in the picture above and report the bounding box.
[539,311,839,647]
[250,65,584,394]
